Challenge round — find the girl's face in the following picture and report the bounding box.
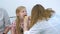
[18,8,27,19]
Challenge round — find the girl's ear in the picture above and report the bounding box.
[16,13,19,16]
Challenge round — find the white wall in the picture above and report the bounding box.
[0,0,60,17]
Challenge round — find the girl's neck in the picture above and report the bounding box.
[20,18,24,23]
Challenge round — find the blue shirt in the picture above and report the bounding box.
[24,14,60,34]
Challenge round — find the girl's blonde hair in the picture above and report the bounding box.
[29,4,55,29]
[16,6,25,34]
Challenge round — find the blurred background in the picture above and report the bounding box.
[0,0,60,34]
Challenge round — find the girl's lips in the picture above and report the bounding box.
[25,15,27,16]
[24,15,27,17]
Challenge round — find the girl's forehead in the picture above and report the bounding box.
[21,9,26,12]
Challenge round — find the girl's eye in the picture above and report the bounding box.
[23,11,24,13]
